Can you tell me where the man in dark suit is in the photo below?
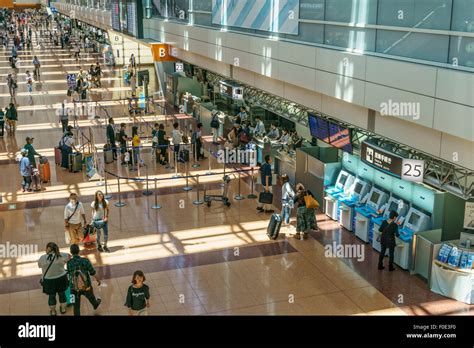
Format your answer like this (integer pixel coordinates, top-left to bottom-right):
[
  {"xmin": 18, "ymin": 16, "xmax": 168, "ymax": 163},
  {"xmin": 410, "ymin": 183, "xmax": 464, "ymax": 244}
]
[
  {"xmin": 378, "ymin": 210, "xmax": 400, "ymax": 271},
  {"xmin": 106, "ymin": 117, "xmax": 117, "ymax": 160}
]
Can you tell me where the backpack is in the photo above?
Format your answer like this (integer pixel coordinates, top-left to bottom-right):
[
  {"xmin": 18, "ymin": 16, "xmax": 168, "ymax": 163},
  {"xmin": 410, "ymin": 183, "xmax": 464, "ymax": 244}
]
[
  {"xmin": 210, "ymin": 115, "xmax": 219, "ymax": 129},
  {"xmin": 70, "ymin": 263, "xmax": 90, "ymax": 291}
]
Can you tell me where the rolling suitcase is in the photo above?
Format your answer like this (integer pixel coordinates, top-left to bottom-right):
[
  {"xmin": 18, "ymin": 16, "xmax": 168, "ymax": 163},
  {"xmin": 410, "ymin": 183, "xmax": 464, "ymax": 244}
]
[
  {"xmin": 104, "ymin": 145, "xmax": 113, "ymax": 164},
  {"xmin": 69, "ymin": 152, "xmax": 82, "ymax": 173},
  {"xmin": 180, "ymin": 149, "xmax": 189, "ymax": 162},
  {"xmin": 267, "ymin": 213, "xmax": 282, "ymax": 240},
  {"xmin": 39, "ymin": 157, "xmax": 51, "ymax": 183},
  {"xmin": 54, "ymin": 147, "xmax": 61, "ymax": 166}
]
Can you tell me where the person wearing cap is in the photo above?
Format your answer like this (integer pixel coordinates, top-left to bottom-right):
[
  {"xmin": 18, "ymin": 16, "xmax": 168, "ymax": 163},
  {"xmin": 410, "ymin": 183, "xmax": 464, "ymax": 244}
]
[
  {"xmin": 24, "ymin": 136, "xmax": 41, "ymax": 168},
  {"xmin": 19, "ymin": 149, "xmax": 32, "ymax": 192}
]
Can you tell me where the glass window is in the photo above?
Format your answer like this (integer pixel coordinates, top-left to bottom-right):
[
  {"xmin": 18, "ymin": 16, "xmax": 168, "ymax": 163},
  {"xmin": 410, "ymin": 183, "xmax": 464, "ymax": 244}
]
[
  {"xmin": 300, "ymin": 0, "xmax": 324, "ymax": 20},
  {"xmin": 324, "ymin": 25, "xmax": 376, "ymax": 51},
  {"xmin": 192, "ymin": 0, "xmax": 212, "ymax": 12},
  {"xmin": 286, "ymin": 22, "xmax": 324, "ymax": 44},
  {"xmin": 194, "ymin": 12, "xmax": 216, "ymax": 27},
  {"xmin": 449, "ymin": 36, "xmax": 474, "ymax": 68},
  {"xmin": 376, "ymin": 30, "xmax": 450, "ymax": 63},
  {"xmin": 451, "ymin": 0, "xmax": 474, "ymax": 32},
  {"xmin": 153, "ymin": 0, "xmax": 189, "ymax": 20},
  {"xmin": 377, "ymin": 0, "xmax": 452, "ymax": 30},
  {"xmin": 325, "ymin": 0, "xmax": 377, "ymax": 24}
]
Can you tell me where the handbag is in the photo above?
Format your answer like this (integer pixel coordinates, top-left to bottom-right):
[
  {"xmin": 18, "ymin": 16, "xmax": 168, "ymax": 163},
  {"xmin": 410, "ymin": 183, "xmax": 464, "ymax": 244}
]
[
  {"xmin": 39, "ymin": 255, "xmax": 56, "ymax": 286},
  {"xmin": 304, "ymin": 194, "xmax": 319, "ymax": 209},
  {"xmin": 259, "ymin": 191, "xmax": 273, "ymax": 204}
]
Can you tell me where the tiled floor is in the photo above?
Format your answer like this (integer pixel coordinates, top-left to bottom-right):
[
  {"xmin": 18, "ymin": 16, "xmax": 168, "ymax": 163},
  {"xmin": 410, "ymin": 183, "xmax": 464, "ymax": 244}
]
[{"xmin": 0, "ymin": 32, "xmax": 472, "ymax": 317}]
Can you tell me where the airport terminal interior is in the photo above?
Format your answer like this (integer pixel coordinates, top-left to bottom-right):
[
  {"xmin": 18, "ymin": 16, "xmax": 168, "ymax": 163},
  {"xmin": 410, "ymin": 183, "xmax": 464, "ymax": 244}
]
[{"xmin": 0, "ymin": 0, "xmax": 473, "ymax": 317}]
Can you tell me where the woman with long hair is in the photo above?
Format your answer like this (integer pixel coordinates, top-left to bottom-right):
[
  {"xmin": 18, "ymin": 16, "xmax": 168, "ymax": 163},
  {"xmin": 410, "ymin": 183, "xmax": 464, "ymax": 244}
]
[
  {"xmin": 37, "ymin": 242, "xmax": 70, "ymax": 315},
  {"xmin": 293, "ymin": 183, "xmax": 318, "ymax": 240},
  {"xmin": 91, "ymin": 190, "xmax": 110, "ymax": 252}
]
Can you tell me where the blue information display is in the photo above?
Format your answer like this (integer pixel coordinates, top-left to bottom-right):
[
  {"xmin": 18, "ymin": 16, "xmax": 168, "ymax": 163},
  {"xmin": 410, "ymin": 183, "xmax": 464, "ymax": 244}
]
[
  {"xmin": 328, "ymin": 122, "xmax": 352, "ymax": 153},
  {"xmin": 308, "ymin": 113, "xmax": 329, "ymax": 143}
]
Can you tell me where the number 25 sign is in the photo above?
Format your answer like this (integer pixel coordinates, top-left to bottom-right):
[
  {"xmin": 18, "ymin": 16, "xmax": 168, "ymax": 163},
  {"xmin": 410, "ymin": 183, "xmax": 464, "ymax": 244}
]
[{"xmin": 401, "ymin": 159, "xmax": 425, "ymax": 183}]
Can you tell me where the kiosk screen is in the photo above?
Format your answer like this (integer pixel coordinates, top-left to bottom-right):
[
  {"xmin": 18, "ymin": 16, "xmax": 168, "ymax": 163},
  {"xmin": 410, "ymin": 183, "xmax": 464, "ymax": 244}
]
[
  {"xmin": 388, "ymin": 201, "xmax": 399, "ymax": 213},
  {"xmin": 370, "ymin": 192, "xmax": 380, "ymax": 204},
  {"xmin": 338, "ymin": 173, "xmax": 348, "ymax": 187},
  {"xmin": 409, "ymin": 213, "xmax": 420, "ymax": 226},
  {"xmin": 354, "ymin": 182, "xmax": 363, "ymax": 195}
]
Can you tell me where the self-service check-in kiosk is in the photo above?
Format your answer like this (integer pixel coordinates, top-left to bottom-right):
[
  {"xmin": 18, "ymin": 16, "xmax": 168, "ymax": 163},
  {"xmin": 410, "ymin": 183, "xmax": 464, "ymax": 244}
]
[
  {"xmin": 395, "ymin": 206, "xmax": 431, "ymax": 270},
  {"xmin": 354, "ymin": 187, "xmax": 389, "ymax": 243},
  {"xmin": 338, "ymin": 178, "xmax": 371, "ymax": 232},
  {"xmin": 372, "ymin": 196, "xmax": 409, "ymax": 253},
  {"xmin": 324, "ymin": 170, "xmax": 355, "ymax": 221}
]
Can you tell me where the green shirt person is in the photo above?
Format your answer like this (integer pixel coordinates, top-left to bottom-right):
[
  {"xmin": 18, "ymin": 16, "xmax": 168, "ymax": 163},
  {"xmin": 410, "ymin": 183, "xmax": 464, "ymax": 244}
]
[{"xmin": 24, "ymin": 137, "xmax": 41, "ymax": 168}]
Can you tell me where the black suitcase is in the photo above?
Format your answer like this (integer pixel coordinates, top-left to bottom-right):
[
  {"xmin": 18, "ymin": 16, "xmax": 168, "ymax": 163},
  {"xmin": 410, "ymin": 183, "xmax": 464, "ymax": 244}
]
[
  {"xmin": 180, "ymin": 149, "xmax": 189, "ymax": 162},
  {"xmin": 259, "ymin": 191, "xmax": 273, "ymax": 204},
  {"xmin": 267, "ymin": 213, "xmax": 282, "ymax": 240}
]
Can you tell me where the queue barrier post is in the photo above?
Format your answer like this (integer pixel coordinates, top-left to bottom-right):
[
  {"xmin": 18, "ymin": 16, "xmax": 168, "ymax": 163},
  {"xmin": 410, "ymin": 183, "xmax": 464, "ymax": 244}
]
[
  {"xmin": 206, "ymin": 147, "xmax": 213, "ymax": 175},
  {"xmin": 172, "ymin": 147, "xmax": 181, "ymax": 178},
  {"xmin": 192, "ymin": 174, "xmax": 203, "ymax": 206},
  {"xmin": 104, "ymin": 171, "xmax": 112, "ymax": 200},
  {"xmin": 183, "ymin": 160, "xmax": 192, "ymax": 192},
  {"xmin": 151, "ymin": 178, "xmax": 162, "ymax": 209},
  {"xmin": 192, "ymin": 142, "xmax": 200, "ymax": 169},
  {"xmin": 248, "ymin": 167, "xmax": 257, "ymax": 199},
  {"xmin": 143, "ymin": 164, "xmax": 152, "ymax": 196},
  {"xmin": 234, "ymin": 170, "xmax": 245, "ymax": 201},
  {"xmin": 114, "ymin": 177, "xmax": 126, "ymax": 207},
  {"xmin": 221, "ymin": 162, "xmax": 226, "ymax": 187}
]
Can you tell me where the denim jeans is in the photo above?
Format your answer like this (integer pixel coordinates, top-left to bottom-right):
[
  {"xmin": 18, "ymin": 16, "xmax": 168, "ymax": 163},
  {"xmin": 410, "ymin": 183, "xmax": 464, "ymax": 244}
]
[
  {"xmin": 281, "ymin": 204, "xmax": 292, "ymax": 224},
  {"xmin": 22, "ymin": 175, "xmax": 31, "ymax": 190},
  {"xmin": 93, "ymin": 220, "xmax": 109, "ymax": 245}
]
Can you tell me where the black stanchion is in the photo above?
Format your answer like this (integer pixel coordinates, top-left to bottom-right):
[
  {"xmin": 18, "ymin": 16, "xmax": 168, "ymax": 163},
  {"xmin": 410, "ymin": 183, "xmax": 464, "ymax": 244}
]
[
  {"xmin": 104, "ymin": 171, "xmax": 112, "ymax": 200},
  {"xmin": 151, "ymin": 178, "xmax": 162, "ymax": 209},
  {"xmin": 183, "ymin": 153, "xmax": 192, "ymax": 191},
  {"xmin": 192, "ymin": 142, "xmax": 200, "ymax": 168},
  {"xmin": 114, "ymin": 177, "xmax": 126, "ymax": 207},
  {"xmin": 206, "ymin": 147, "xmax": 213, "ymax": 175},
  {"xmin": 193, "ymin": 174, "xmax": 203, "ymax": 205},
  {"xmin": 143, "ymin": 164, "xmax": 152, "ymax": 196},
  {"xmin": 248, "ymin": 167, "xmax": 257, "ymax": 199},
  {"xmin": 234, "ymin": 170, "xmax": 245, "ymax": 200}
]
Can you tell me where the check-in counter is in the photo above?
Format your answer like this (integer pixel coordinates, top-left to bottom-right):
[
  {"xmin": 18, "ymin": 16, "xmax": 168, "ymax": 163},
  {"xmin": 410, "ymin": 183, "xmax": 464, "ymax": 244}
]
[{"xmin": 272, "ymin": 149, "xmax": 296, "ymax": 185}]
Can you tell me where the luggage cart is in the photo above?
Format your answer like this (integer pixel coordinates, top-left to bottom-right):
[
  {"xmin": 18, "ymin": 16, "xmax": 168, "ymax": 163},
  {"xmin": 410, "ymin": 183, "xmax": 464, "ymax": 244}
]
[{"xmin": 204, "ymin": 175, "xmax": 232, "ymax": 207}]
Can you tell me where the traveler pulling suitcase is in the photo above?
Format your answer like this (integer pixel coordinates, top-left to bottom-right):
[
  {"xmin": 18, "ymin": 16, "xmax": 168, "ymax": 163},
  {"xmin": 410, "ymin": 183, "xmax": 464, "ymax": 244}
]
[
  {"xmin": 267, "ymin": 213, "xmax": 282, "ymax": 240},
  {"xmin": 69, "ymin": 152, "xmax": 82, "ymax": 173},
  {"xmin": 39, "ymin": 157, "xmax": 50, "ymax": 183}
]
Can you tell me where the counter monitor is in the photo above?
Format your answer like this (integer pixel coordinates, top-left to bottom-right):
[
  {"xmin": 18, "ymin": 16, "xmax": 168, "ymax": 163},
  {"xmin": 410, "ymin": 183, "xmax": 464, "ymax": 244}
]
[
  {"xmin": 409, "ymin": 213, "xmax": 420, "ymax": 226},
  {"xmin": 354, "ymin": 182, "xmax": 363, "ymax": 195},
  {"xmin": 388, "ymin": 201, "xmax": 399, "ymax": 214},
  {"xmin": 370, "ymin": 191, "xmax": 380, "ymax": 205}
]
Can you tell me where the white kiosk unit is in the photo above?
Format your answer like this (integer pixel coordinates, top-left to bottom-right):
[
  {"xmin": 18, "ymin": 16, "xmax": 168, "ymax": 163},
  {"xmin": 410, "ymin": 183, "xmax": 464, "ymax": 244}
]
[
  {"xmin": 324, "ymin": 170, "xmax": 355, "ymax": 221},
  {"xmin": 338, "ymin": 179, "xmax": 371, "ymax": 232},
  {"xmin": 372, "ymin": 197, "xmax": 409, "ymax": 253},
  {"xmin": 354, "ymin": 187, "xmax": 389, "ymax": 243},
  {"xmin": 395, "ymin": 207, "xmax": 431, "ymax": 270}
]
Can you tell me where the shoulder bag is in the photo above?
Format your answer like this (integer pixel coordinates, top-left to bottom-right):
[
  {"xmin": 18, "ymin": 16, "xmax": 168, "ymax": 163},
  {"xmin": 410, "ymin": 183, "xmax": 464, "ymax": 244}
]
[{"xmin": 39, "ymin": 255, "xmax": 56, "ymax": 286}]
